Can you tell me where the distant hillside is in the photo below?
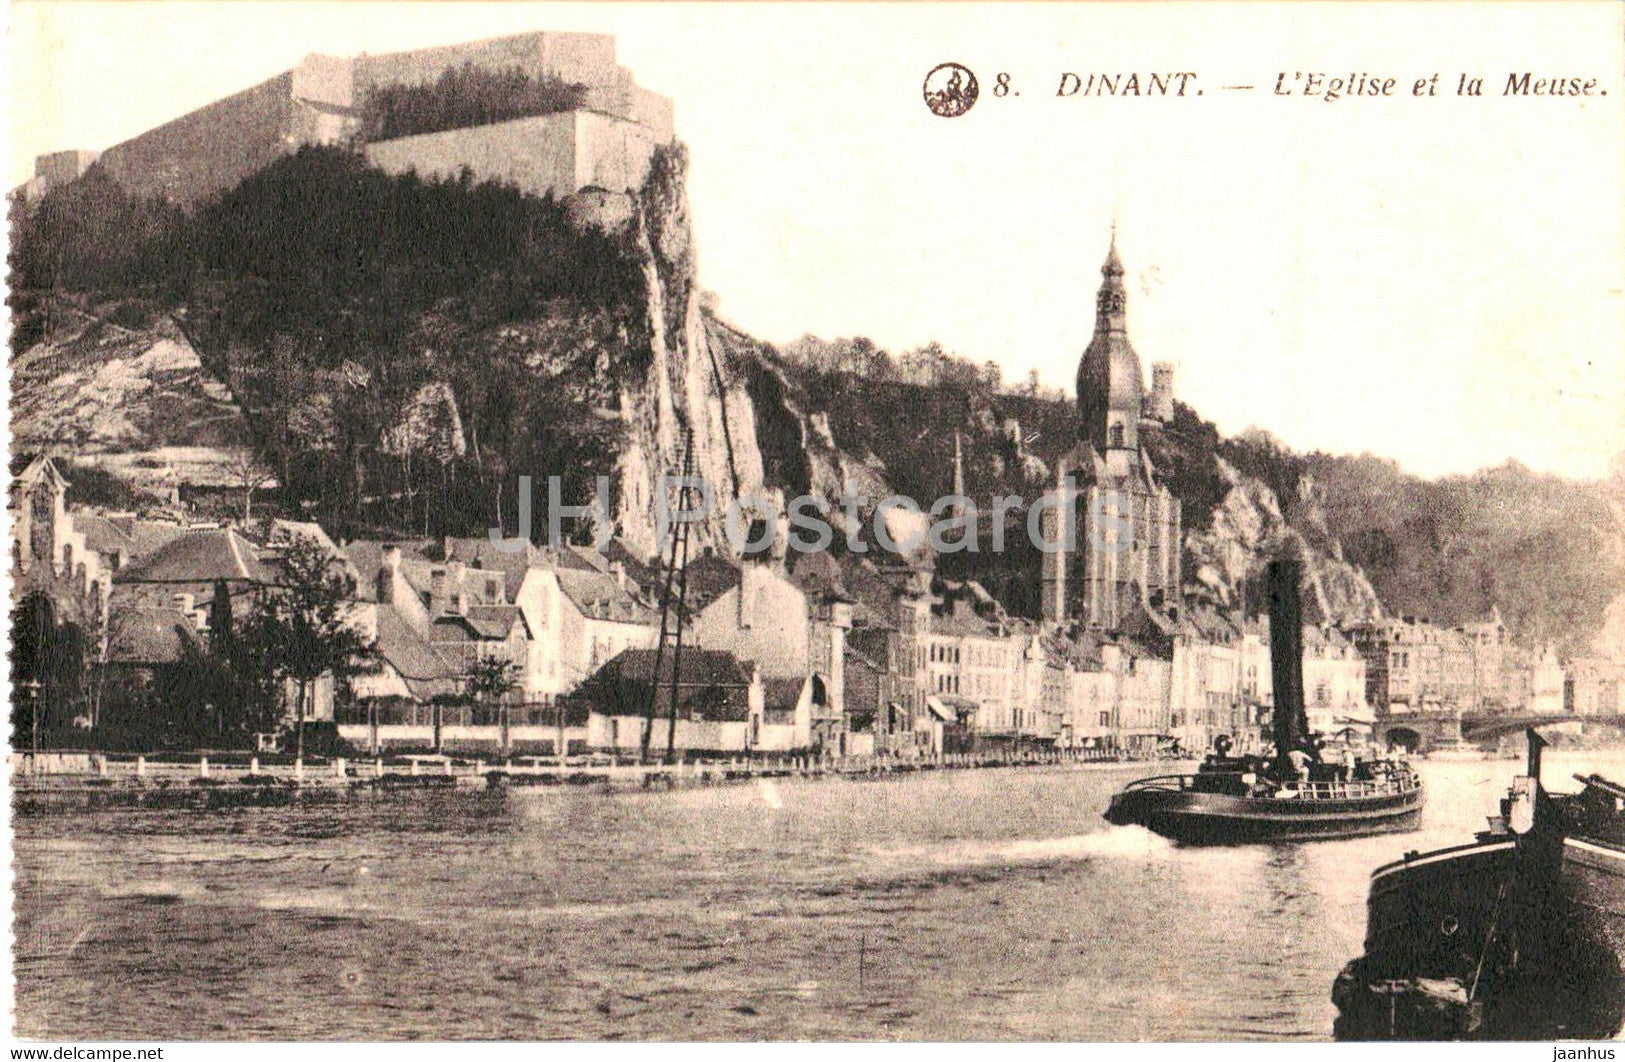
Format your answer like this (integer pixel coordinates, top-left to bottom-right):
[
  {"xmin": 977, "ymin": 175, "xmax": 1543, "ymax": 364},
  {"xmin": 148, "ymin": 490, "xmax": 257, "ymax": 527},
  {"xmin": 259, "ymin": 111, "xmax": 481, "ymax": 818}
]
[{"xmin": 10, "ymin": 146, "xmax": 1624, "ymax": 655}]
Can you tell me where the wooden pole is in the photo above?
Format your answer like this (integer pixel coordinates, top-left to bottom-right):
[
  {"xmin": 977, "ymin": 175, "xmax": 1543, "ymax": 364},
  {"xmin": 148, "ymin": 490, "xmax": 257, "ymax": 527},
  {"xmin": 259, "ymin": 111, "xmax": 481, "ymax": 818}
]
[{"xmin": 664, "ymin": 436, "xmax": 695, "ymax": 766}]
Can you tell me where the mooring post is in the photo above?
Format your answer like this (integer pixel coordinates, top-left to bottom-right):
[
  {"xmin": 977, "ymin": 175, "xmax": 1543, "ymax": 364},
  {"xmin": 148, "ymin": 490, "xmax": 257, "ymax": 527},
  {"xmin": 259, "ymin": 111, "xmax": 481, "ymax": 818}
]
[
  {"xmin": 334, "ymin": 757, "xmax": 346, "ymax": 779},
  {"xmin": 410, "ymin": 759, "xmax": 420, "ymax": 777},
  {"xmin": 294, "ymin": 758, "xmax": 305, "ymax": 783},
  {"xmin": 135, "ymin": 756, "xmax": 146, "ymax": 778},
  {"xmin": 375, "ymin": 758, "xmax": 384, "ymax": 779},
  {"xmin": 96, "ymin": 755, "xmax": 108, "ymax": 778},
  {"xmin": 249, "ymin": 757, "xmax": 260, "ymax": 777},
  {"xmin": 199, "ymin": 756, "xmax": 209, "ymax": 779}
]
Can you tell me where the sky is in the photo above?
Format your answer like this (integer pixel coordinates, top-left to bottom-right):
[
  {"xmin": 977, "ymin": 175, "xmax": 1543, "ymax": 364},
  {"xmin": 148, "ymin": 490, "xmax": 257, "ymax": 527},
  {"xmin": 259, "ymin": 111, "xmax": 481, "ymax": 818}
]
[{"xmin": 7, "ymin": 2, "xmax": 1624, "ymax": 481}]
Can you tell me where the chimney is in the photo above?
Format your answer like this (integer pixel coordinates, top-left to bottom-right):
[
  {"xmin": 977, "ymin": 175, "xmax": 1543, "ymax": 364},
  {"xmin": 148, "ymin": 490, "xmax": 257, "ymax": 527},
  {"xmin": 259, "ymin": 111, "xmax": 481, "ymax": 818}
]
[
  {"xmin": 377, "ymin": 544, "xmax": 402, "ymax": 605},
  {"xmin": 610, "ymin": 561, "xmax": 627, "ymax": 589},
  {"xmin": 447, "ymin": 560, "xmax": 467, "ymax": 615}
]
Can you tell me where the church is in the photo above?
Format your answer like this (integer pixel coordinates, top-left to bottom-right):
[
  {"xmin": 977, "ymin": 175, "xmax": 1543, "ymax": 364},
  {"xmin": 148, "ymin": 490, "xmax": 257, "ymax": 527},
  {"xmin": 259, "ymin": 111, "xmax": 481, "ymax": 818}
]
[{"xmin": 1040, "ymin": 236, "xmax": 1183, "ymax": 631}]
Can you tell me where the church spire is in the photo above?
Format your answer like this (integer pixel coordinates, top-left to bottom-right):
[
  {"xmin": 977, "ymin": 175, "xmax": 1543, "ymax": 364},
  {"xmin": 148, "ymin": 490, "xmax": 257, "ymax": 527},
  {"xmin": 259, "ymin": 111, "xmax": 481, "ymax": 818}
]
[{"xmin": 1095, "ymin": 230, "xmax": 1128, "ymax": 333}]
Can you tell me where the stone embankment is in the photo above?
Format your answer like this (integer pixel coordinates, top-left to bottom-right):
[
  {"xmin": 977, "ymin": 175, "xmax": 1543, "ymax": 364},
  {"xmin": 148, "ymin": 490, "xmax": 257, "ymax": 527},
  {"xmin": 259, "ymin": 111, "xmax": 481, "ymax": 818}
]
[{"xmin": 11, "ymin": 748, "xmax": 1186, "ymax": 812}]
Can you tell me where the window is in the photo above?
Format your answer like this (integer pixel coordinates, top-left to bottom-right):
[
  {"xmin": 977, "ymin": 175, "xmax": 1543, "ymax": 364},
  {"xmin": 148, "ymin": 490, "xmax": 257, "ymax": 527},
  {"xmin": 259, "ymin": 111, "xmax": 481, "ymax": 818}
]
[{"xmin": 1110, "ymin": 423, "xmax": 1125, "ymax": 447}]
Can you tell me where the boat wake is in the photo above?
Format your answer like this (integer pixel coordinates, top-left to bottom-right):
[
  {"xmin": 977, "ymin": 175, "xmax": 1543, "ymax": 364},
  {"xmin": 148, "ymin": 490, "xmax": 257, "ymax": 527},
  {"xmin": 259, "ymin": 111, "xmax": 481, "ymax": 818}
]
[{"xmin": 874, "ymin": 825, "xmax": 1173, "ymax": 872}]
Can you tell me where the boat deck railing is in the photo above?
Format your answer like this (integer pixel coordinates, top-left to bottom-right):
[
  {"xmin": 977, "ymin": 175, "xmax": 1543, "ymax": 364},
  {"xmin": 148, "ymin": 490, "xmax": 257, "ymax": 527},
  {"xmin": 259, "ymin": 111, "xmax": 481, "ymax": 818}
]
[{"xmin": 1121, "ymin": 769, "xmax": 1421, "ymax": 802}]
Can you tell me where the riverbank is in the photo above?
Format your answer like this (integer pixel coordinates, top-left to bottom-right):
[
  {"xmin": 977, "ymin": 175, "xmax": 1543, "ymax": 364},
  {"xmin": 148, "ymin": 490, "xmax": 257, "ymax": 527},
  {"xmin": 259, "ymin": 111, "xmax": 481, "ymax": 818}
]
[{"xmin": 9, "ymin": 747, "xmax": 1184, "ymax": 813}]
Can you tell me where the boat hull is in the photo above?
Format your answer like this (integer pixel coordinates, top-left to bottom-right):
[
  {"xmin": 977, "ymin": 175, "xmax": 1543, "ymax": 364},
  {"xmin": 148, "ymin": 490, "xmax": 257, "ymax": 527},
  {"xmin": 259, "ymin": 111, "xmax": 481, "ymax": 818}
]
[
  {"xmin": 1334, "ymin": 828, "xmax": 1625, "ymax": 1039},
  {"xmin": 1562, "ymin": 835, "xmax": 1625, "ymax": 986},
  {"xmin": 1103, "ymin": 785, "xmax": 1424, "ymax": 845}
]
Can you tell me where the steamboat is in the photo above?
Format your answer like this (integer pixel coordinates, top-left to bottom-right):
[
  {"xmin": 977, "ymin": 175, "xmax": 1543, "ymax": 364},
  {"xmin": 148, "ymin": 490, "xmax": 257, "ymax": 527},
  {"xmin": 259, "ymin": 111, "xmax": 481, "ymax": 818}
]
[
  {"xmin": 1103, "ymin": 558, "xmax": 1424, "ymax": 844},
  {"xmin": 1332, "ymin": 730, "xmax": 1625, "ymax": 1040}
]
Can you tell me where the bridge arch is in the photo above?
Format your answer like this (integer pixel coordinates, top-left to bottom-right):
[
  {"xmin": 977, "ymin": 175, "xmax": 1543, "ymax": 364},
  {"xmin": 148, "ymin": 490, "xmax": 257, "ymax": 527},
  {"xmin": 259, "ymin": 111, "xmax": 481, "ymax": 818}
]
[{"xmin": 1385, "ymin": 727, "xmax": 1422, "ymax": 754}]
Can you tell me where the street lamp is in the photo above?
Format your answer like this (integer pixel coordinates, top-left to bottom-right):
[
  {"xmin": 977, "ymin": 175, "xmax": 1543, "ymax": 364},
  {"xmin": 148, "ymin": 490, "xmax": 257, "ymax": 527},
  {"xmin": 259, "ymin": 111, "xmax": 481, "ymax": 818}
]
[{"xmin": 21, "ymin": 678, "xmax": 42, "ymax": 759}]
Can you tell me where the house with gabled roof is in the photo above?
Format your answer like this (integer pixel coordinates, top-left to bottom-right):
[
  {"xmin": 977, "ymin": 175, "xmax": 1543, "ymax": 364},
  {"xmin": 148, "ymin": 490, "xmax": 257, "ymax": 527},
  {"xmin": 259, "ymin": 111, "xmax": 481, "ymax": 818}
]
[
  {"xmin": 566, "ymin": 646, "xmax": 766, "ymax": 755},
  {"xmin": 680, "ymin": 551, "xmax": 850, "ymax": 752}
]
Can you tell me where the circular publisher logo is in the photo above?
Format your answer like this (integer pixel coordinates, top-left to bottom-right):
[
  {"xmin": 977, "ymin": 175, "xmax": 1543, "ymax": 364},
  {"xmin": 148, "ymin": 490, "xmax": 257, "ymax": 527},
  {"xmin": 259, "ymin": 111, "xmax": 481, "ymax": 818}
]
[{"xmin": 924, "ymin": 63, "xmax": 979, "ymax": 117}]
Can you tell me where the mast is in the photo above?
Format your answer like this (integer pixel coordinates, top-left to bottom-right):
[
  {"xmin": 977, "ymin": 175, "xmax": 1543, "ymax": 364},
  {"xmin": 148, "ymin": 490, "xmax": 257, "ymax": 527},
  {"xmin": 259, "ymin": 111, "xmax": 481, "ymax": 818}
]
[
  {"xmin": 663, "ymin": 438, "xmax": 695, "ymax": 765},
  {"xmin": 640, "ymin": 429, "xmax": 696, "ymax": 765},
  {"xmin": 1267, "ymin": 558, "xmax": 1309, "ymax": 771}
]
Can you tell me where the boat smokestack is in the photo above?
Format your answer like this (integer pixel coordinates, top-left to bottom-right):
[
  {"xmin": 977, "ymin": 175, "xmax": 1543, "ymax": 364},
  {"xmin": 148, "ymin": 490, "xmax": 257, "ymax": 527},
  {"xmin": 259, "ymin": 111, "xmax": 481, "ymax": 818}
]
[
  {"xmin": 1525, "ymin": 727, "xmax": 1546, "ymax": 782},
  {"xmin": 1268, "ymin": 558, "xmax": 1308, "ymax": 769}
]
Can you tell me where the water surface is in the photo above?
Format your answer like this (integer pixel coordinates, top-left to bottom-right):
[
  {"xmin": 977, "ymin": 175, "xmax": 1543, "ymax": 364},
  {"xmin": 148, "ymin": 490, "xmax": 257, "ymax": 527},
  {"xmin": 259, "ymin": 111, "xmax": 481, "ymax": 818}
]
[{"xmin": 17, "ymin": 752, "xmax": 1620, "ymax": 1040}]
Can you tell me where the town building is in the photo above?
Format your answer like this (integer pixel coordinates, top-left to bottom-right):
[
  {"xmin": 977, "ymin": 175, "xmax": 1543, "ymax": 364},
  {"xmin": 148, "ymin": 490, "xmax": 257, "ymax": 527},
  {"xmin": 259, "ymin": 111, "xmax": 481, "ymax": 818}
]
[
  {"xmin": 682, "ymin": 552, "xmax": 850, "ymax": 751},
  {"xmin": 1567, "ymin": 657, "xmax": 1625, "ymax": 718},
  {"xmin": 11, "ymin": 457, "xmax": 115, "ymax": 633},
  {"xmin": 1530, "ymin": 646, "xmax": 1567, "ymax": 715},
  {"xmin": 567, "ymin": 647, "xmax": 772, "ymax": 755},
  {"xmin": 1455, "ymin": 609, "xmax": 1512, "ymax": 711}
]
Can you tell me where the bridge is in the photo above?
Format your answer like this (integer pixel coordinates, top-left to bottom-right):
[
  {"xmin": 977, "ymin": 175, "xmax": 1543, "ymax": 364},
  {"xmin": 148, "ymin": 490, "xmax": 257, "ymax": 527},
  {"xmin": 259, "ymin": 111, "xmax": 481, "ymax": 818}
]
[{"xmin": 1374, "ymin": 711, "xmax": 1625, "ymax": 753}]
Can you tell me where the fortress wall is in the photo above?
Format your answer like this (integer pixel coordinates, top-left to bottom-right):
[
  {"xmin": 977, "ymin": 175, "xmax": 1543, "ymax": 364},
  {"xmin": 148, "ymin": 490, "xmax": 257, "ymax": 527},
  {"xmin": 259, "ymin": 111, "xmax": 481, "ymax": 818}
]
[
  {"xmin": 97, "ymin": 72, "xmax": 296, "ymax": 206},
  {"xmin": 364, "ymin": 113, "xmax": 580, "ymax": 199},
  {"xmin": 36, "ymin": 150, "xmax": 100, "ymax": 185},
  {"xmin": 573, "ymin": 111, "xmax": 662, "ymax": 193},
  {"xmin": 356, "ymin": 31, "xmax": 618, "ymax": 90},
  {"xmin": 581, "ymin": 69, "xmax": 675, "ymax": 143},
  {"xmin": 536, "ymin": 33, "xmax": 620, "ymax": 87},
  {"xmin": 292, "ymin": 53, "xmax": 357, "ymax": 110},
  {"xmin": 626, "ymin": 83, "xmax": 676, "ymax": 143},
  {"xmin": 364, "ymin": 111, "xmax": 659, "ymax": 199},
  {"xmin": 287, "ymin": 100, "xmax": 358, "ymax": 147}
]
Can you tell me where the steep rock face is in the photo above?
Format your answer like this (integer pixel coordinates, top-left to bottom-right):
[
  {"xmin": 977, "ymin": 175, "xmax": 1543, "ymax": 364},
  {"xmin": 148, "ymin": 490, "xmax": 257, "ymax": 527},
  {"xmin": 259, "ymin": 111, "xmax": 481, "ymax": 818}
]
[
  {"xmin": 11, "ymin": 310, "xmax": 250, "ymax": 456},
  {"xmin": 1185, "ymin": 457, "xmax": 1384, "ymax": 624},
  {"xmin": 612, "ymin": 144, "xmax": 767, "ymax": 557}
]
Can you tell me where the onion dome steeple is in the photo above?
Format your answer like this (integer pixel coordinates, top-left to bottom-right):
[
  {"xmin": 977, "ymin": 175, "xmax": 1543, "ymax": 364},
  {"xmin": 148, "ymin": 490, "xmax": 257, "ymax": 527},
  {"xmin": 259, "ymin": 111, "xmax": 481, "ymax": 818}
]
[{"xmin": 1077, "ymin": 232, "xmax": 1145, "ymax": 454}]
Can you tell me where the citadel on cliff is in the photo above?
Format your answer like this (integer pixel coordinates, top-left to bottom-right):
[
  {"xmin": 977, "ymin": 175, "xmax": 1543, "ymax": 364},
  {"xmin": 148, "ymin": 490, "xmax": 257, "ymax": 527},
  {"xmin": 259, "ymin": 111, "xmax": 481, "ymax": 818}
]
[{"xmin": 26, "ymin": 31, "xmax": 673, "ymax": 217}]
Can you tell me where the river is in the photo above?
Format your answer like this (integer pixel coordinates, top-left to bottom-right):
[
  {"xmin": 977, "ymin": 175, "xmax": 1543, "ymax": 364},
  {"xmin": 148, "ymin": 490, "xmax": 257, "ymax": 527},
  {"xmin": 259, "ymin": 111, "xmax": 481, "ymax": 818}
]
[{"xmin": 15, "ymin": 750, "xmax": 1625, "ymax": 1040}]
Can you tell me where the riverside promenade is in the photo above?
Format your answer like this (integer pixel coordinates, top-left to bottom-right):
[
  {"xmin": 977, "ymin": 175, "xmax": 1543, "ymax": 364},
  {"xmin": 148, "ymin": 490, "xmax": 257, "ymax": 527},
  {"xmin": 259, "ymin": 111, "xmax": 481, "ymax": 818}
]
[{"xmin": 10, "ymin": 746, "xmax": 1183, "ymax": 811}]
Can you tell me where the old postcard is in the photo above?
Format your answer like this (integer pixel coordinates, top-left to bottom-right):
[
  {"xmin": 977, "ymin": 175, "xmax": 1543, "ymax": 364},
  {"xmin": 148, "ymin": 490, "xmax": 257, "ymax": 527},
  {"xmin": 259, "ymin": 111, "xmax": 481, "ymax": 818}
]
[{"xmin": 5, "ymin": 0, "xmax": 1624, "ymax": 1046}]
